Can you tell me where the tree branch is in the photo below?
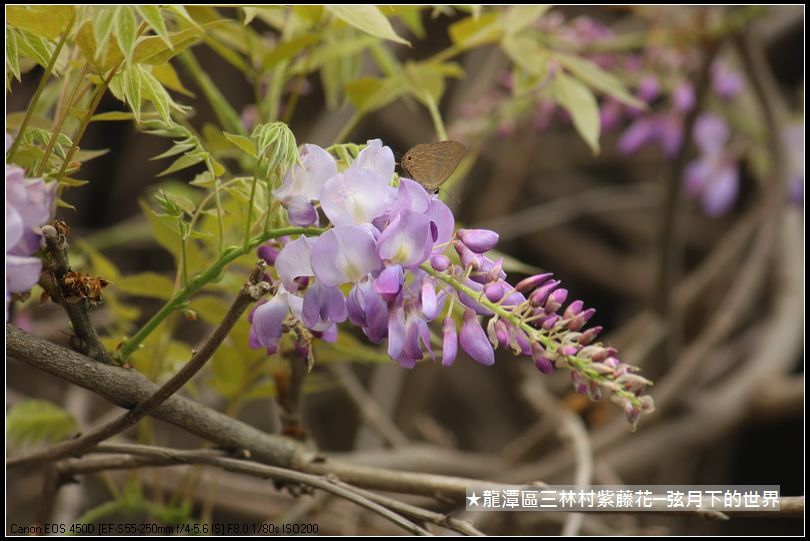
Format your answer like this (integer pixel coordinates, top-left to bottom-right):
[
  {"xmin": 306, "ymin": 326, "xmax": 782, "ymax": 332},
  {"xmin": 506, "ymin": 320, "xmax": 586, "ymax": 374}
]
[
  {"xmin": 8, "ymin": 261, "xmax": 270, "ymax": 469},
  {"xmin": 39, "ymin": 222, "xmax": 114, "ymax": 364},
  {"xmin": 5, "ymin": 324, "xmax": 504, "ymax": 500}
]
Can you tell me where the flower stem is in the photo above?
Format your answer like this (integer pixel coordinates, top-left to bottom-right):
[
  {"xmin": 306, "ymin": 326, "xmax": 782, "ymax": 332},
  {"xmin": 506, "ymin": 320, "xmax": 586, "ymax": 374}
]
[
  {"xmin": 424, "ymin": 95, "xmax": 448, "ymax": 141},
  {"xmin": 118, "ymin": 227, "xmax": 324, "ymax": 362}
]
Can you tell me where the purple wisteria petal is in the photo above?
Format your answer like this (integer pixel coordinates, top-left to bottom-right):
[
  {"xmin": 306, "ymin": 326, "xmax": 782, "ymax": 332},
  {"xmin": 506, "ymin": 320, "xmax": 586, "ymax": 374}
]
[
  {"xmin": 373, "ymin": 264, "xmax": 404, "ymax": 302},
  {"xmin": 353, "ymin": 139, "xmax": 395, "ymax": 180},
  {"xmin": 424, "ymin": 198, "xmax": 455, "ymax": 246},
  {"xmin": 6, "ymin": 170, "xmax": 56, "ymax": 255},
  {"xmin": 618, "ymin": 118, "xmax": 656, "ymax": 155},
  {"xmin": 311, "ymin": 225, "xmax": 383, "ymax": 286},
  {"xmin": 251, "ymin": 294, "xmax": 289, "ymax": 348},
  {"xmin": 673, "ymin": 81, "xmax": 695, "ymax": 112},
  {"xmin": 420, "ymin": 277, "xmax": 439, "ymax": 320},
  {"xmin": 389, "ymin": 178, "xmax": 431, "ymax": 217},
  {"xmin": 711, "ymin": 62, "xmax": 744, "ymax": 100},
  {"xmin": 302, "ymin": 282, "xmax": 348, "ymax": 330},
  {"xmin": 459, "ymin": 309, "xmax": 495, "ymax": 366},
  {"xmin": 375, "ymin": 210, "xmax": 432, "ymax": 268},
  {"xmin": 320, "ymin": 168, "xmax": 396, "ymax": 226},
  {"xmin": 6, "ymin": 204, "xmax": 23, "ymax": 249},
  {"xmin": 457, "ymin": 228, "xmax": 499, "ymax": 254},
  {"xmin": 284, "ymin": 194, "xmax": 319, "ymax": 227},
  {"xmin": 404, "ymin": 309, "xmax": 432, "ymax": 362},
  {"xmin": 693, "ymin": 113, "xmax": 730, "ymax": 154},
  {"xmin": 347, "ymin": 279, "xmax": 388, "ymax": 343},
  {"xmin": 274, "ymin": 144, "xmax": 337, "ymax": 202},
  {"xmin": 702, "ymin": 164, "xmax": 739, "ymax": 217},
  {"xmin": 7, "ymin": 254, "xmax": 42, "ymax": 293},
  {"xmin": 636, "ymin": 74, "xmax": 660, "ymax": 102},
  {"xmin": 441, "ymin": 317, "xmax": 458, "ymax": 366},
  {"xmin": 387, "ymin": 305, "xmax": 412, "ymax": 367},
  {"xmin": 275, "ymin": 236, "xmax": 314, "ymax": 292},
  {"xmin": 257, "ymin": 244, "xmax": 279, "ymax": 266},
  {"xmin": 683, "ymin": 158, "xmax": 712, "ymax": 196}
]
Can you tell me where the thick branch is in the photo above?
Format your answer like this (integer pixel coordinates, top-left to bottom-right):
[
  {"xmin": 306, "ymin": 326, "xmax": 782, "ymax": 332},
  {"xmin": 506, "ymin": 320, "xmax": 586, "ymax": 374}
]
[
  {"xmin": 6, "ymin": 325, "xmax": 503, "ymax": 500},
  {"xmin": 8, "ymin": 262, "xmax": 270, "ymax": 469}
]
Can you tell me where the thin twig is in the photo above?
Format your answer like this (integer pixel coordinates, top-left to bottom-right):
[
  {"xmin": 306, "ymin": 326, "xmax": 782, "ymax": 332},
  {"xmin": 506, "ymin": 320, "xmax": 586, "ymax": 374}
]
[
  {"xmin": 84, "ymin": 443, "xmax": 432, "ymax": 536},
  {"xmin": 8, "ymin": 262, "xmax": 270, "ymax": 469}
]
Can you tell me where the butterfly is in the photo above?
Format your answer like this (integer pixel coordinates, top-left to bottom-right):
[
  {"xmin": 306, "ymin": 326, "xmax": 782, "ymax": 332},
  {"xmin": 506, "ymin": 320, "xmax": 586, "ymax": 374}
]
[{"xmin": 401, "ymin": 140, "xmax": 466, "ymax": 192}]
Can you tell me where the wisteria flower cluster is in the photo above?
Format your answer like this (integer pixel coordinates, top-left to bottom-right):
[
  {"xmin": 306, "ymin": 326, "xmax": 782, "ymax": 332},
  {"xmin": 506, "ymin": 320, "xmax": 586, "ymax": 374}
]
[
  {"xmin": 453, "ymin": 12, "xmax": 747, "ymax": 218},
  {"xmin": 5, "ymin": 134, "xmax": 56, "ymax": 320},
  {"xmin": 248, "ymin": 139, "xmax": 654, "ymax": 426}
]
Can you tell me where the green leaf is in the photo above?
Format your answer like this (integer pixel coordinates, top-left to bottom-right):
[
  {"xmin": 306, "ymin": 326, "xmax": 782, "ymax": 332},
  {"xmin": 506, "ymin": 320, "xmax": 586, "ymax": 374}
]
[
  {"xmin": 6, "ymin": 27, "xmax": 21, "ymax": 83},
  {"xmin": 140, "ymin": 68, "xmax": 172, "ymax": 123},
  {"xmin": 5, "ymin": 5, "xmax": 75, "ymax": 41},
  {"xmin": 15, "ymin": 29, "xmax": 55, "ymax": 71},
  {"xmin": 556, "ymin": 52, "xmax": 645, "ymax": 109},
  {"xmin": 90, "ymin": 111, "xmax": 138, "ymax": 121},
  {"xmin": 76, "ymin": 239, "xmax": 121, "ymax": 280},
  {"xmin": 448, "ymin": 12, "xmax": 502, "ymax": 49},
  {"xmin": 344, "ymin": 76, "xmax": 405, "ymax": 114},
  {"xmin": 7, "ymin": 399, "xmax": 78, "ymax": 446},
  {"xmin": 150, "ymin": 62, "xmax": 194, "ymax": 97},
  {"xmin": 121, "ymin": 66, "xmax": 143, "ymax": 122},
  {"xmin": 501, "ymin": 5, "xmax": 552, "ymax": 36},
  {"xmin": 223, "ymin": 132, "xmax": 257, "ymax": 158},
  {"xmin": 262, "ymin": 34, "xmax": 320, "ymax": 70},
  {"xmin": 115, "ymin": 271, "xmax": 175, "ymax": 300},
  {"xmin": 136, "ymin": 5, "xmax": 172, "ymax": 48},
  {"xmin": 502, "ymin": 34, "xmax": 550, "ymax": 78},
  {"xmin": 158, "ymin": 153, "xmax": 205, "ymax": 177},
  {"xmin": 92, "ymin": 6, "xmax": 116, "ymax": 62},
  {"xmin": 137, "ymin": 26, "xmax": 214, "ymax": 66},
  {"xmin": 114, "ymin": 6, "xmax": 138, "ymax": 65},
  {"xmin": 326, "ymin": 5, "xmax": 410, "ymax": 46},
  {"xmin": 550, "ymin": 73, "xmax": 601, "ymax": 154},
  {"xmin": 243, "ymin": 7, "xmax": 261, "ymax": 25},
  {"xmin": 404, "ymin": 62, "xmax": 445, "ymax": 104},
  {"xmin": 290, "ymin": 35, "xmax": 375, "ymax": 75}
]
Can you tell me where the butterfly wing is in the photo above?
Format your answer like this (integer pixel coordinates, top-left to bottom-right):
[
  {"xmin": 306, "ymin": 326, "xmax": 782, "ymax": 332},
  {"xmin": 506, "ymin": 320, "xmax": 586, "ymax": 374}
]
[{"xmin": 402, "ymin": 141, "xmax": 466, "ymax": 191}]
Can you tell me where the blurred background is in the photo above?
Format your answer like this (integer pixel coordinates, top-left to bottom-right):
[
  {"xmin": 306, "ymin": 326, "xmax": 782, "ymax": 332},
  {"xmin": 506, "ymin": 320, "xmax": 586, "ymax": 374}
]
[{"xmin": 7, "ymin": 5, "xmax": 804, "ymax": 535}]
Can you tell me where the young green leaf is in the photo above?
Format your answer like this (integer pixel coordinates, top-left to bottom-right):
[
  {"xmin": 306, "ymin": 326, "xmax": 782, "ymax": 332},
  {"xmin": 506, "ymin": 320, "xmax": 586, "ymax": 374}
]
[
  {"xmin": 223, "ymin": 132, "xmax": 258, "ymax": 159},
  {"xmin": 114, "ymin": 6, "xmax": 139, "ymax": 65},
  {"xmin": 136, "ymin": 5, "xmax": 172, "ymax": 48},
  {"xmin": 556, "ymin": 52, "xmax": 645, "ymax": 109},
  {"xmin": 550, "ymin": 73, "xmax": 601, "ymax": 154},
  {"xmin": 6, "ymin": 399, "xmax": 78, "ymax": 446},
  {"xmin": 326, "ymin": 5, "xmax": 410, "ymax": 46}
]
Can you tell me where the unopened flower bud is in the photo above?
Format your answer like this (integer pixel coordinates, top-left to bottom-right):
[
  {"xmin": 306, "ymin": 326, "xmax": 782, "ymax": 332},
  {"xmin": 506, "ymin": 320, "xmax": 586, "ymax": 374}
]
[
  {"xmin": 516, "ymin": 273, "xmax": 553, "ymax": 293},
  {"xmin": 457, "ymin": 228, "xmax": 499, "ymax": 253},
  {"xmin": 544, "ymin": 288, "xmax": 568, "ymax": 313},
  {"xmin": 529, "ymin": 280, "xmax": 561, "ymax": 307},
  {"xmin": 531, "ymin": 343, "xmax": 554, "ymax": 374},
  {"xmin": 485, "ymin": 282, "xmax": 505, "ymax": 302},
  {"xmin": 430, "ymin": 253, "xmax": 451, "ymax": 271}
]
